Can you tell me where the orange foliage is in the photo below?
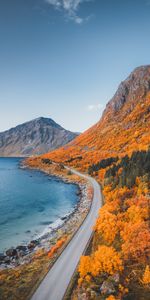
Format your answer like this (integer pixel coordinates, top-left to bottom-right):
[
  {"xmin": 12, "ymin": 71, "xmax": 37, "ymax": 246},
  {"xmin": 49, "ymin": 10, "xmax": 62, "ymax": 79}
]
[
  {"xmin": 47, "ymin": 237, "xmax": 66, "ymax": 258},
  {"xmin": 78, "ymin": 256, "xmax": 91, "ymax": 279},
  {"xmin": 103, "ymin": 185, "xmax": 131, "ymax": 205},
  {"xmin": 79, "ymin": 246, "xmax": 123, "ymax": 280},
  {"xmin": 98, "ymin": 169, "xmax": 106, "ymax": 182},
  {"xmin": 142, "ymin": 265, "xmax": 150, "ymax": 285},
  {"xmin": 25, "ymin": 74, "xmax": 150, "ymax": 300},
  {"xmin": 94, "ymin": 208, "xmax": 118, "ymax": 244},
  {"xmin": 27, "ymin": 92, "xmax": 150, "ymax": 172},
  {"xmin": 106, "ymin": 296, "xmax": 116, "ymax": 300},
  {"xmin": 125, "ymin": 204, "xmax": 148, "ymax": 223},
  {"xmin": 121, "ymin": 221, "xmax": 150, "ymax": 262},
  {"xmin": 78, "ymin": 180, "xmax": 150, "ymax": 299}
]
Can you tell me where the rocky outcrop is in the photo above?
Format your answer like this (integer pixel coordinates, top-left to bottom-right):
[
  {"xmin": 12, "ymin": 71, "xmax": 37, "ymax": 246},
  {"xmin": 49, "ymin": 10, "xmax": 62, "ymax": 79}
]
[
  {"xmin": 6, "ymin": 248, "xmax": 18, "ymax": 258},
  {"xmin": 104, "ymin": 65, "xmax": 150, "ymax": 114}
]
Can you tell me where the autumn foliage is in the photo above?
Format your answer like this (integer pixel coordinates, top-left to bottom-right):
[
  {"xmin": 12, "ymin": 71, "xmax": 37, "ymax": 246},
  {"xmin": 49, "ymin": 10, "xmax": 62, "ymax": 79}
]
[
  {"xmin": 27, "ymin": 91, "xmax": 150, "ymax": 173},
  {"xmin": 47, "ymin": 237, "xmax": 66, "ymax": 258},
  {"xmin": 121, "ymin": 221, "xmax": 150, "ymax": 262},
  {"xmin": 77, "ymin": 154, "xmax": 150, "ymax": 299},
  {"xmin": 79, "ymin": 245, "xmax": 123, "ymax": 280},
  {"xmin": 25, "ymin": 67, "xmax": 150, "ymax": 300},
  {"xmin": 142, "ymin": 265, "xmax": 150, "ymax": 285}
]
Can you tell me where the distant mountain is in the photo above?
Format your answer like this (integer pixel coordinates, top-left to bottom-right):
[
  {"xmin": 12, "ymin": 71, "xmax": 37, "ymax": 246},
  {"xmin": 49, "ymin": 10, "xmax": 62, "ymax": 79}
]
[
  {"xmin": 36, "ymin": 65, "xmax": 150, "ymax": 169},
  {"xmin": 0, "ymin": 117, "xmax": 79, "ymax": 157}
]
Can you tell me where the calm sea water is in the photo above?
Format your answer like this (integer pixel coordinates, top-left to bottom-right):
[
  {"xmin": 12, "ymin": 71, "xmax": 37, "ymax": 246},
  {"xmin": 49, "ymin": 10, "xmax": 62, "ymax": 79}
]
[{"xmin": 0, "ymin": 158, "xmax": 78, "ymax": 252}]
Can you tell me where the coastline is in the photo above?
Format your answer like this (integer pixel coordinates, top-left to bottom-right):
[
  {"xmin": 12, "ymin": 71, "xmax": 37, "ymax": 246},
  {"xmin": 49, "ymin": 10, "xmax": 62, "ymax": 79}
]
[
  {"xmin": 0, "ymin": 159, "xmax": 94, "ymax": 300},
  {"xmin": 0, "ymin": 161, "xmax": 93, "ymax": 271}
]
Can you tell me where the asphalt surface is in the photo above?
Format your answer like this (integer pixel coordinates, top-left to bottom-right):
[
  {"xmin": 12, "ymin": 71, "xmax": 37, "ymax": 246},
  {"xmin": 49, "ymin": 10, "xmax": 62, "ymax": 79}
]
[{"xmin": 31, "ymin": 168, "xmax": 102, "ymax": 300}]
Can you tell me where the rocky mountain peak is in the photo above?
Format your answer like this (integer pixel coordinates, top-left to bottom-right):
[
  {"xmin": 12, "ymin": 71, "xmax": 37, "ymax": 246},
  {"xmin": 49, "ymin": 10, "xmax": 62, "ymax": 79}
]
[
  {"xmin": 104, "ymin": 65, "xmax": 150, "ymax": 114},
  {"xmin": 0, "ymin": 117, "xmax": 79, "ymax": 157}
]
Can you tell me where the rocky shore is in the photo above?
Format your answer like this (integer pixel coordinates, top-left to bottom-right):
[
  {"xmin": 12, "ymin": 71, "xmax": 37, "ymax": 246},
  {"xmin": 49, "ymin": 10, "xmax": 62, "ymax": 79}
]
[{"xmin": 0, "ymin": 171, "xmax": 92, "ymax": 270}]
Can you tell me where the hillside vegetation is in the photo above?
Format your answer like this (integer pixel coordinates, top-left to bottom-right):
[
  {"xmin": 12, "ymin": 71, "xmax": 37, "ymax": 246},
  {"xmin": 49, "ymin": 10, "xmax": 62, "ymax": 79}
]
[
  {"xmin": 76, "ymin": 149, "xmax": 150, "ymax": 299},
  {"xmin": 28, "ymin": 66, "xmax": 150, "ymax": 170},
  {"xmin": 27, "ymin": 66, "xmax": 150, "ymax": 299}
]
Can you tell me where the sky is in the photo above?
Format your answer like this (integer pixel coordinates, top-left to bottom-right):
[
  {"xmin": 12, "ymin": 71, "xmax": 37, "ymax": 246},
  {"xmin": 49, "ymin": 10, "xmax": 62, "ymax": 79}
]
[{"xmin": 0, "ymin": 0, "xmax": 150, "ymax": 133}]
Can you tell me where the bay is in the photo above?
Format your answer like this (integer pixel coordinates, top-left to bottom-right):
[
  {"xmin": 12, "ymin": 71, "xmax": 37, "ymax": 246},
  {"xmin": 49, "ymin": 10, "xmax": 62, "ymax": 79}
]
[{"xmin": 0, "ymin": 158, "xmax": 78, "ymax": 252}]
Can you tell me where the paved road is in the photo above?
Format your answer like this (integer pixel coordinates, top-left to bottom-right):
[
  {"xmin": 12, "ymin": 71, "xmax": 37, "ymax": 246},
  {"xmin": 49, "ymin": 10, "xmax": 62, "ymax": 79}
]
[{"xmin": 31, "ymin": 168, "xmax": 102, "ymax": 300}]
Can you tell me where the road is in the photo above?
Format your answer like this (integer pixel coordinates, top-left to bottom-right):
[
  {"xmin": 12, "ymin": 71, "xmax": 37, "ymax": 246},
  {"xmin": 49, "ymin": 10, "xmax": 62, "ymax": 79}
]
[{"xmin": 31, "ymin": 167, "xmax": 102, "ymax": 300}]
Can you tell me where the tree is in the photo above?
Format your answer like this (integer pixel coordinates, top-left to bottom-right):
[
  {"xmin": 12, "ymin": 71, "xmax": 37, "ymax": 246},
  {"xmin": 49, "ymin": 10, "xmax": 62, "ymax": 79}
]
[
  {"xmin": 78, "ymin": 246, "xmax": 123, "ymax": 283},
  {"xmin": 121, "ymin": 222, "xmax": 150, "ymax": 262},
  {"xmin": 95, "ymin": 208, "xmax": 118, "ymax": 245},
  {"xmin": 142, "ymin": 265, "xmax": 150, "ymax": 285}
]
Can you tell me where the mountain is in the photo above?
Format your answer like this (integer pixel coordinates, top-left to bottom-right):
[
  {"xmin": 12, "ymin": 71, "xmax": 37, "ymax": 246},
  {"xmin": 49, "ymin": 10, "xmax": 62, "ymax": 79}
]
[
  {"xmin": 0, "ymin": 117, "xmax": 79, "ymax": 157},
  {"xmin": 26, "ymin": 66, "xmax": 150, "ymax": 300},
  {"xmin": 33, "ymin": 65, "xmax": 150, "ymax": 170}
]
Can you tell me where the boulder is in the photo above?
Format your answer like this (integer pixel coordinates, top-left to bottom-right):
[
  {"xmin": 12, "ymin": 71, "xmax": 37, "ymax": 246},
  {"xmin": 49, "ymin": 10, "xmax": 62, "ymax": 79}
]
[
  {"xmin": 4, "ymin": 256, "xmax": 11, "ymax": 264},
  {"xmin": 79, "ymin": 293, "xmax": 87, "ymax": 300},
  {"xmin": 0, "ymin": 253, "xmax": 6, "ymax": 263},
  {"xmin": 28, "ymin": 240, "xmax": 39, "ymax": 250},
  {"xmin": 17, "ymin": 250, "xmax": 27, "ymax": 257},
  {"xmin": 6, "ymin": 248, "xmax": 18, "ymax": 257},
  {"xmin": 100, "ymin": 280, "xmax": 115, "ymax": 295},
  {"xmin": 61, "ymin": 216, "xmax": 68, "ymax": 221},
  {"xmin": 16, "ymin": 245, "xmax": 27, "ymax": 252},
  {"xmin": 76, "ymin": 190, "xmax": 81, "ymax": 196},
  {"xmin": 111, "ymin": 273, "xmax": 120, "ymax": 283}
]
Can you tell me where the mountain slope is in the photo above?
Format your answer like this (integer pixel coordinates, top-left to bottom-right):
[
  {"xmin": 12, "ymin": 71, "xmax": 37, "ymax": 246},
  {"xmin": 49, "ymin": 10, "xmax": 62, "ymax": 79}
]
[
  {"xmin": 0, "ymin": 117, "xmax": 79, "ymax": 157},
  {"xmin": 26, "ymin": 66, "xmax": 150, "ymax": 300},
  {"xmin": 31, "ymin": 65, "xmax": 150, "ymax": 170}
]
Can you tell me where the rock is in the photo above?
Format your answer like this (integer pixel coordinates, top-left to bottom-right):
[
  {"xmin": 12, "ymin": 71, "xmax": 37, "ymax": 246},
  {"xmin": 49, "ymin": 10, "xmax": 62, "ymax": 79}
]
[
  {"xmin": 86, "ymin": 288, "xmax": 97, "ymax": 299},
  {"xmin": 0, "ymin": 263, "xmax": 8, "ymax": 269},
  {"xmin": 6, "ymin": 248, "xmax": 18, "ymax": 257},
  {"xmin": 106, "ymin": 65, "xmax": 150, "ymax": 113},
  {"xmin": 28, "ymin": 242, "xmax": 35, "ymax": 250},
  {"xmin": 16, "ymin": 245, "xmax": 27, "ymax": 252},
  {"xmin": 111, "ymin": 273, "xmax": 120, "ymax": 283},
  {"xmin": 0, "ymin": 253, "xmax": 6, "ymax": 262},
  {"xmin": 59, "ymin": 163, "xmax": 65, "ymax": 170},
  {"xmin": 4, "ymin": 256, "xmax": 11, "ymax": 264},
  {"xmin": 33, "ymin": 239, "xmax": 39, "ymax": 244},
  {"xmin": 79, "ymin": 293, "xmax": 87, "ymax": 300},
  {"xmin": 61, "ymin": 216, "xmax": 67, "ymax": 221},
  {"xmin": 90, "ymin": 290, "xmax": 97, "ymax": 299},
  {"xmin": 17, "ymin": 250, "xmax": 27, "ymax": 257},
  {"xmin": 0, "ymin": 253, "xmax": 11, "ymax": 265},
  {"xmin": 28, "ymin": 240, "xmax": 39, "ymax": 250},
  {"xmin": 76, "ymin": 190, "xmax": 81, "ymax": 196},
  {"xmin": 100, "ymin": 280, "xmax": 115, "ymax": 295}
]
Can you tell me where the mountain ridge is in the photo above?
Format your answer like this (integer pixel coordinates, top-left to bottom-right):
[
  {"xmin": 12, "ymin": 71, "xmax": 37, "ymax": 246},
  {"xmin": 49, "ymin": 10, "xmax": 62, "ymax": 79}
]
[
  {"xmin": 31, "ymin": 65, "xmax": 150, "ymax": 170},
  {"xmin": 104, "ymin": 64, "xmax": 150, "ymax": 115},
  {"xmin": 0, "ymin": 117, "xmax": 79, "ymax": 157}
]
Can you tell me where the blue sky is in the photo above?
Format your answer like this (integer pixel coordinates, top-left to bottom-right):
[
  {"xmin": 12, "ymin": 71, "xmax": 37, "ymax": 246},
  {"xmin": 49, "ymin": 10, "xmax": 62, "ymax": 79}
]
[{"xmin": 0, "ymin": 0, "xmax": 150, "ymax": 132}]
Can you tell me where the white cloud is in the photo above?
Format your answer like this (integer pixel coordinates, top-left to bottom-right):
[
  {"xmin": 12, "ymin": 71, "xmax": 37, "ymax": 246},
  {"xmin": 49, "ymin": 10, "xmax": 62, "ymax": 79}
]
[
  {"xmin": 87, "ymin": 104, "xmax": 103, "ymax": 111},
  {"xmin": 75, "ymin": 16, "xmax": 83, "ymax": 24},
  {"xmin": 45, "ymin": 0, "xmax": 93, "ymax": 24}
]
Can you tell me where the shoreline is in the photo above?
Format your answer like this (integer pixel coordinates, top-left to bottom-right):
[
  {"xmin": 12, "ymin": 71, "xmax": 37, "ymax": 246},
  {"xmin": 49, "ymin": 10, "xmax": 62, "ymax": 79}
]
[{"xmin": 0, "ymin": 162, "xmax": 92, "ymax": 270}]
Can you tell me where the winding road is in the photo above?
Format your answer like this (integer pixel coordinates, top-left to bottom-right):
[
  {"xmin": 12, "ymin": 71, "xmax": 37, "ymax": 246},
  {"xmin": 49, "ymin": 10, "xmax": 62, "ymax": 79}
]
[{"xmin": 31, "ymin": 168, "xmax": 102, "ymax": 300}]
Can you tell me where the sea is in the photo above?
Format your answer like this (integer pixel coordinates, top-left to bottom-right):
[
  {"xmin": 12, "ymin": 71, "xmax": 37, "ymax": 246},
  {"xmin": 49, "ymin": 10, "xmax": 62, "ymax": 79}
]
[{"xmin": 0, "ymin": 157, "xmax": 79, "ymax": 253}]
